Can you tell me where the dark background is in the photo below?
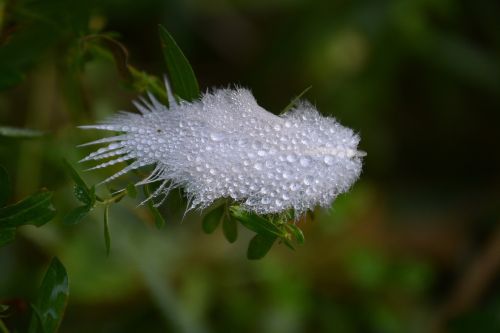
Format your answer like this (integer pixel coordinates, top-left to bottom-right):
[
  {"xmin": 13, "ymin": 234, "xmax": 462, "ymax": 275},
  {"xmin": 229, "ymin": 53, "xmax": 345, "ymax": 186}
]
[{"xmin": 1, "ymin": 0, "xmax": 499, "ymax": 332}]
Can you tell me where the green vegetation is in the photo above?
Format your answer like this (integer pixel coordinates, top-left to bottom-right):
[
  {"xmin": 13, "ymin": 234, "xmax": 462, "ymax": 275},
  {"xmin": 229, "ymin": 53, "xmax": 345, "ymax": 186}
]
[{"xmin": 1, "ymin": 0, "xmax": 499, "ymax": 332}]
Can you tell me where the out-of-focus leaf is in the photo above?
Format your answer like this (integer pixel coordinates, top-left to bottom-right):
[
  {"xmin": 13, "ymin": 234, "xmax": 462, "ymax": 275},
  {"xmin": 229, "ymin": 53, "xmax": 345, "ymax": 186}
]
[
  {"xmin": 126, "ymin": 183, "xmax": 137, "ymax": 198},
  {"xmin": 0, "ymin": 173, "xmax": 56, "ymax": 247},
  {"xmin": 0, "ymin": 190, "xmax": 56, "ymax": 246},
  {"xmin": 0, "ymin": 126, "xmax": 44, "ymax": 138},
  {"xmin": 103, "ymin": 205, "xmax": 111, "ymax": 256},
  {"xmin": 144, "ymin": 185, "xmax": 166, "ymax": 229},
  {"xmin": 280, "ymin": 86, "xmax": 312, "ymax": 114},
  {"xmin": 247, "ymin": 234, "xmax": 277, "ymax": 260},
  {"xmin": 63, "ymin": 205, "xmax": 91, "ymax": 225},
  {"xmin": 63, "ymin": 160, "xmax": 96, "ymax": 207},
  {"xmin": 230, "ymin": 206, "xmax": 284, "ymax": 237},
  {"xmin": 202, "ymin": 204, "xmax": 224, "ymax": 234},
  {"xmin": 158, "ymin": 25, "xmax": 200, "ymax": 102},
  {"xmin": 28, "ymin": 258, "xmax": 69, "ymax": 333},
  {"xmin": 0, "ymin": 165, "xmax": 10, "ymax": 206},
  {"xmin": 222, "ymin": 211, "xmax": 238, "ymax": 243}
]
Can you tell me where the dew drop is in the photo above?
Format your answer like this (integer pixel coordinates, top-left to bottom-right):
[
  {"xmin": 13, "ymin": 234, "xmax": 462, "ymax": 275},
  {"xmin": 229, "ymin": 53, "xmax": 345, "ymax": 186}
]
[
  {"xmin": 210, "ymin": 132, "xmax": 224, "ymax": 141},
  {"xmin": 254, "ymin": 163, "xmax": 263, "ymax": 171},
  {"xmin": 324, "ymin": 156, "xmax": 334, "ymax": 165},
  {"xmin": 299, "ymin": 157, "xmax": 310, "ymax": 167}
]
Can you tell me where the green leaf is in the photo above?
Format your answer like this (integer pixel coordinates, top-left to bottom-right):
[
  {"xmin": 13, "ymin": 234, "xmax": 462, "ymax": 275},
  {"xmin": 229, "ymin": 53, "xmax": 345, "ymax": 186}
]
[
  {"xmin": 280, "ymin": 86, "xmax": 312, "ymax": 115},
  {"xmin": 0, "ymin": 165, "xmax": 10, "ymax": 206},
  {"xmin": 0, "ymin": 126, "xmax": 44, "ymax": 138},
  {"xmin": 144, "ymin": 185, "xmax": 166, "ymax": 229},
  {"xmin": 230, "ymin": 206, "xmax": 284, "ymax": 237},
  {"xmin": 63, "ymin": 205, "xmax": 91, "ymax": 225},
  {"xmin": 247, "ymin": 234, "xmax": 277, "ymax": 260},
  {"xmin": 29, "ymin": 304, "xmax": 44, "ymax": 332},
  {"xmin": 103, "ymin": 205, "xmax": 111, "ymax": 256},
  {"xmin": 28, "ymin": 258, "xmax": 69, "ymax": 333},
  {"xmin": 0, "ymin": 190, "xmax": 56, "ymax": 246},
  {"xmin": 158, "ymin": 25, "xmax": 200, "ymax": 102},
  {"xmin": 63, "ymin": 160, "xmax": 95, "ymax": 207},
  {"xmin": 202, "ymin": 204, "xmax": 224, "ymax": 234},
  {"xmin": 222, "ymin": 211, "xmax": 238, "ymax": 243},
  {"xmin": 286, "ymin": 223, "xmax": 305, "ymax": 245},
  {"xmin": 126, "ymin": 183, "xmax": 137, "ymax": 199}
]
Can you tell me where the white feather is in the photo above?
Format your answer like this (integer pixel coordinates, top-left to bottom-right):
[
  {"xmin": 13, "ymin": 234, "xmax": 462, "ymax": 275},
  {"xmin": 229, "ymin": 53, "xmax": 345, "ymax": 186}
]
[{"xmin": 80, "ymin": 83, "xmax": 364, "ymax": 214}]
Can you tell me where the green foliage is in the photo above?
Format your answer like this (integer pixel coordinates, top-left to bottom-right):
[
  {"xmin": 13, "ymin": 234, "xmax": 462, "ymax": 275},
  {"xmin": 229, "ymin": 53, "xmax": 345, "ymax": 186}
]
[
  {"xmin": 0, "ymin": 165, "xmax": 56, "ymax": 246},
  {"xmin": 200, "ymin": 203, "xmax": 305, "ymax": 259},
  {"xmin": 63, "ymin": 160, "xmax": 96, "ymax": 225},
  {"xmin": 3, "ymin": 1, "xmax": 496, "ymax": 331},
  {"xmin": 230, "ymin": 206, "xmax": 305, "ymax": 259},
  {"xmin": 247, "ymin": 233, "xmax": 277, "ymax": 260},
  {"xmin": 28, "ymin": 258, "xmax": 69, "ymax": 333},
  {"xmin": 222, "ymin": 208, "xmax": 238, "ymax": 243},
  {"xmin": 0, "ymin": 0, "xmax": 92, "ymax": 91},
  {"xmin": 143, "ymin": 185, "xmax": 166, "ymax": 229},
  {"xmin": 202, "ymin": 203, "xmax": 224, "ymax": 234},
  {"xmin": 158, "ymin": 25, "xmax": 200, "ymax": 102}
]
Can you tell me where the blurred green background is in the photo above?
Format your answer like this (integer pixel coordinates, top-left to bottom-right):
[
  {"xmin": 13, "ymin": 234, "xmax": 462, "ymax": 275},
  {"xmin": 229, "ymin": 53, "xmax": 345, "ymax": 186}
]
[{"xmin": 1, "ymin": 0, "xmax": 500, "ymax": 332}]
